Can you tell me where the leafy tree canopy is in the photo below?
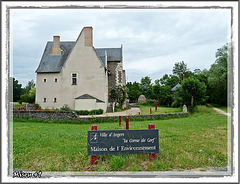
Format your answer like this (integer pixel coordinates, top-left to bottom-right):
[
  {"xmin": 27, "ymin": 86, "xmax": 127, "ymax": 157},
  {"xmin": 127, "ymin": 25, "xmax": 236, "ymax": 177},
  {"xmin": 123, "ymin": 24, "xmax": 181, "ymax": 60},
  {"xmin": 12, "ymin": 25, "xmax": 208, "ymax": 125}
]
[
  {"xmin": 110, "ymin": 85, "xmax": 129, "ymax": 108},
  {"xmin": 207, "ymin": 43, "xmax": 229, "ymax": 105},
  {"xmin": 172, "ymin": 61, "xmax": 189, "ymax": 82},
  {"xmin": 126, "ymin": 82, "xmax": 141, "ymax": 103},
  {"xmin": 140, "ymin": 76, "xmax": 153, "ymax": 99},
  {"xmin": 174, "ymin": 77, "xmax": 207, "ymax": 112},
  {"xmin": 10, "ymin": 77, "xmax": 23, "ymax": 102},
  {"xmin": 23, "ymin": 79, "xmax": 35, "ymax": 94}
]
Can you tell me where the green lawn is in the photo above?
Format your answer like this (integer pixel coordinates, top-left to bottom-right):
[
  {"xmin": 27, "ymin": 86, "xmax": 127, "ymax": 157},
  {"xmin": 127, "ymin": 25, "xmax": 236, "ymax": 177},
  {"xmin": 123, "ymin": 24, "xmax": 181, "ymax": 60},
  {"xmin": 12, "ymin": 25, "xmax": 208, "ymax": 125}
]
[
  {"xmin": 11, "ymin": 102, "xmax": 25, "ymax": 105},
  {"xmin": 12, "ymin": 105, "xmax": 229, "ymax": 172},
  {"xmin": 209, "ymin": 103, "xmax": 231, "ymax": 113},
  {"xmin": 139, "ymin": 104, "xmax": 182, "ymax": 115}
]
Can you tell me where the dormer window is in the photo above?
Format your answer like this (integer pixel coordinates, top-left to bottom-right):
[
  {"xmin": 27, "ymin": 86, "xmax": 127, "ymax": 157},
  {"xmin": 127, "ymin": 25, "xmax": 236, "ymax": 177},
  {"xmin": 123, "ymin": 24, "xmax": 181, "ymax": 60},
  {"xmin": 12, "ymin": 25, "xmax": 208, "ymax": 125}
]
[{"xmin": 72, "ymin": 73, "xmax": 77, "ymax": 85}]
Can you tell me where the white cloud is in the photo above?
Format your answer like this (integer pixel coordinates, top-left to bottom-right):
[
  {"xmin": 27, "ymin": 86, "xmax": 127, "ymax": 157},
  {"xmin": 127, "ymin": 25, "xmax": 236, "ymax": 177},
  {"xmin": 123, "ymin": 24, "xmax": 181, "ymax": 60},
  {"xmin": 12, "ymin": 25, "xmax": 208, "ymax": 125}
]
[
  {"xmin": 9, "ymin": 8, "xmax": 231, "ymax": 86},
  {"xmin": 125, "ymin": 41, "xmax": 227, "ymax": 83}
]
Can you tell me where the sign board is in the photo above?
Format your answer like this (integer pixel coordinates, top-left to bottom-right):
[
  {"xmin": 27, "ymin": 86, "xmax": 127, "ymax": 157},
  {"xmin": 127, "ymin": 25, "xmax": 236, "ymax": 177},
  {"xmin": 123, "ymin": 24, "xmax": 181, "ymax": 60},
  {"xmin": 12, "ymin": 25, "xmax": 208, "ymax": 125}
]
[{"xmin": 87, "ymin": 129, "xmax": 159, "ymax": 156}]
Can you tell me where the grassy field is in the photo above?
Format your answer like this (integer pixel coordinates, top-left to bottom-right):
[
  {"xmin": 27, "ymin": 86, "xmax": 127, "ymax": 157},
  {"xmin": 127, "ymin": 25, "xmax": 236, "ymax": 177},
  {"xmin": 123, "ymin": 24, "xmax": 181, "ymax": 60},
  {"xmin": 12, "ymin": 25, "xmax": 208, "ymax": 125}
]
[
  {"xmin": 11, "ymin": 102, "xmax": 25, "ymax": 105},
  {"xmin": 12, "ymin": 105, "xmax": 229, "ymax": 172},
  {"xmin": 209, "ymin": 103, "xmax": 231, "ymax": 113},
  {"xmin": 139, "ymin": 104, "xmax": 182, "ymax": 115}
]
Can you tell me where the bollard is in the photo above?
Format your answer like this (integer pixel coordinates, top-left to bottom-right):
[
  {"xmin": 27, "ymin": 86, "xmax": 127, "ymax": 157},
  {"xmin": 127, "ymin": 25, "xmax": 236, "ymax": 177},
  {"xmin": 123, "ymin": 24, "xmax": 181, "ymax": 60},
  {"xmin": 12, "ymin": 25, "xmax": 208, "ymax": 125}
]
[
  {"xmin": 91, "ymin": 125, "xmax": 98, "ymax": 165},
  {"xmin": 155, "ymin": 101, "xmax": 157, "ymax": 112},
  {"xmin": 139, "ymin": 112, "xmax": 140, "ymax": 115},
  {"xmin": 150, "ymin": 108, "xmax": 152, "ymax": 114},
  {"xmin": 119, "ymin": 116, "xmax": 121, "ymax": 127},
  {"xmin": 91, "ymin": 155, "xmax": 97, "ymax": 165},
  {"xmin": 126, "ymin": 118, "xmax": 129, "ymax": 130},
  {"xmin": 92, "ymin": 124, "xmax": 97, "ymax": 130},
  {"xmin": 148, "ymin": 123, "xmax": 156, "ymax": 160}
]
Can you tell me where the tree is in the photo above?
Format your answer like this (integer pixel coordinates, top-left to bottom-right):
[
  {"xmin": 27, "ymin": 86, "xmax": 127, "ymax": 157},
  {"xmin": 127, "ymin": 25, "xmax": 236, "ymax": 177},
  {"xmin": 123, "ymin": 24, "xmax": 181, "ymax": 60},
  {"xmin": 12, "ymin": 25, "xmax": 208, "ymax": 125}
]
[
  {"xmin": 19, "ymin": 79, "xmax": 36, "ymax": 104},
  {"xmin": 19, "ymin": 88, "xmax": 36, "ymax": 104},
  {"xmin": 158, "ymin": 74, "xmax": 179, "ymax": 88},
  {"xmin": 158, "ymin": 85, "xmax": 173, "ymax": 106},
  {"xmin": 110, "ymin": 85, "xmax": 129, "ymax": 108},
  {"xmin": 207, "ymin": 44, "xmax": 229, "ymax": 106},
  {"xmin": 174, "ymin": 77, "xmax": 207, "ymax": 112},
  {"xmin": 193, "ymin": 69, "xmax": 209, "ymax": 102},
  {"xmin": 126, "ymin": 82, "xmax": 141, "ymax": 103},
  {"xmin": 140, "ymin": 76, "xmax": 153, "ymax": 99},
  {"xmin": 172, "ymin": 61, "xmax": 189, "ymax": 82},
  {"xmin": 23, "ymin": 79, "xmax": 35, "ymax": 94},
  {"xmin": 152, "ymin": 83, "xmax": 161, "ymax": 100},
  {"xmin": 11, "ymin": 77, "xmax": 23, "ymax": 102}
]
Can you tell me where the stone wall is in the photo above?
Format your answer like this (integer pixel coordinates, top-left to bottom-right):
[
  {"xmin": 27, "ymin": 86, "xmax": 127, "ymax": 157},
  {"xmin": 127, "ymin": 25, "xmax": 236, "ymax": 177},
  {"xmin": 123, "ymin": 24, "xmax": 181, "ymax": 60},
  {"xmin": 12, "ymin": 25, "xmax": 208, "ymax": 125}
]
[
  {"xmin": 79, "ymin": 113, "xmax": 188, "ymax": 122},
  {"xmin": 13, "ymin": 111, "xmax": 81, "ymax": 121},
  {"xmin": 108, "ymin": 62, "xmax": 119, "ymax": 102},
  {"xmin": 13, "ymin": 111, "xmax": 187, "ymax": 123}
]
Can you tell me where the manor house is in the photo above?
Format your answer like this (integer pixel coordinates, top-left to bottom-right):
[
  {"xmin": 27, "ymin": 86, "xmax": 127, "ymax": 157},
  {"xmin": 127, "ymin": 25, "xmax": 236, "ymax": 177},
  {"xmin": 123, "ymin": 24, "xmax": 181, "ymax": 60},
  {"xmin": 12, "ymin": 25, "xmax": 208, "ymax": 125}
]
[{"xmin": 35, "ymin": 27, "xmax": 126, "ymax": 112}]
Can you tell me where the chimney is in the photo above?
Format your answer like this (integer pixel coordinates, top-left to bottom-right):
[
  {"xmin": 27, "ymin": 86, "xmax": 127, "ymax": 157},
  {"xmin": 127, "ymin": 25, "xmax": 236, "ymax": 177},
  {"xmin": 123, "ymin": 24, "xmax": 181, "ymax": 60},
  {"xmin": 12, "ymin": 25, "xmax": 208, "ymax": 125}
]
[
  {"xmin": 50, "ymin": 36, "xmax": 61, "ymax": 55},
  {"xmin": 83, "ymin": 27, "xmax": 93, "ymax": 47}
]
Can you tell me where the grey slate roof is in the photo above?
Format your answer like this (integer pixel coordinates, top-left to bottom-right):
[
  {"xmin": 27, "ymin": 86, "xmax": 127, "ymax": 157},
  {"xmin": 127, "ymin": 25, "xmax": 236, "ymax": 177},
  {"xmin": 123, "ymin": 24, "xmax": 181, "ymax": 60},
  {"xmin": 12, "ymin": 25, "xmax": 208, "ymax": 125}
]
[
  {"xmin": 171, "ymin": 83, "xmax": 181, "ymax": 92},
  {"xmin": 95, "ymin": 48, "xmax": 122, "ymax": 66},
  {"xmin": 36, "ymin": 42, "xmax": 75, "ymax": 73},
  {"xmin": 75, "ymin": 94, "xmax": 105, "ymax": 103},
  {"xmin": 36, "ymin": 42, "xmax": 122, "ymax": 73}
]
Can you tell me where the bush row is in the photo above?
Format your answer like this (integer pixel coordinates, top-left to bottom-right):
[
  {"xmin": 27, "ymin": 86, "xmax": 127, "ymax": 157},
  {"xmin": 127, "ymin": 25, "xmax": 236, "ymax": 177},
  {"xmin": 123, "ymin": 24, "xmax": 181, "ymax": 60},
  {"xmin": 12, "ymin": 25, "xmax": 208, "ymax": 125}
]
[{"xmin": 74, "ymin": 109, "xmax": 103, "ymax": 115}]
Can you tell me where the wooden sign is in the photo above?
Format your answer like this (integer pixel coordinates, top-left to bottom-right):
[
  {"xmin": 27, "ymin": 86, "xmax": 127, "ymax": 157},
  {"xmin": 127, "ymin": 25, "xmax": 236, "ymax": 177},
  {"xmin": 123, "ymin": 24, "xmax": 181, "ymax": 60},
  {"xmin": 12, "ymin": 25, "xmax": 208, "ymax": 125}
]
[{"xmin": 87, "ymin": 129, "xmax": 159, "ymax": 156}]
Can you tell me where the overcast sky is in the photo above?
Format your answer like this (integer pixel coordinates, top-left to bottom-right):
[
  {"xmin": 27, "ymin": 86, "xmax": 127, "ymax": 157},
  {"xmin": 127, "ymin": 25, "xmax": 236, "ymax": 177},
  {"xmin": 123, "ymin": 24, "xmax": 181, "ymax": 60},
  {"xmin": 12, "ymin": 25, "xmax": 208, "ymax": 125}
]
[{"xmin": 10, "ymin": 7, "xmax": 231, "ymax": 87}]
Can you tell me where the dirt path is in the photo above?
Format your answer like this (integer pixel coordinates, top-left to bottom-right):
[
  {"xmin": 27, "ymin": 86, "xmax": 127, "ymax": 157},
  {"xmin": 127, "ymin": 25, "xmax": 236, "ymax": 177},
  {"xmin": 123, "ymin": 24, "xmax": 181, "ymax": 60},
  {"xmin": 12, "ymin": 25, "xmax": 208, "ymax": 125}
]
[
  {"xmin": 208, "ymin": 104, "xmax": 231, "ymax": 117},
  {"xmin": 79, "ymin": 107, "xmax": 141, "ymax": 118}
]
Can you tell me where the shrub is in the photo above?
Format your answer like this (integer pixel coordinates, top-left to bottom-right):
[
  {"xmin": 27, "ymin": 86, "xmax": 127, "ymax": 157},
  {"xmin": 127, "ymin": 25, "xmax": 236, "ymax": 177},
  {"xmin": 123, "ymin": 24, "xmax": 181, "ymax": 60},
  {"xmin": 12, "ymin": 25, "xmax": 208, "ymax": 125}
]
[
  {"xmin": 171, "ymin": 100, "xmax": 181, "ymax": 108},
  {"xmin": 74, "ymin": 109, "xmax": 103, "ymax": 115},
  {"xmin": 146, "ymin": 99, "xmax": 156, "ymax": 106},
  {"xmin": 89, "ymin": 109, "xmax": 103, "ymax": 115},
  {"xmin": 60, "ymin": 104, "xmax": 71, "ymax": 111},
  {"xmin": 33, "ymin": 103, "xmax": 41, "ymax": 110}
]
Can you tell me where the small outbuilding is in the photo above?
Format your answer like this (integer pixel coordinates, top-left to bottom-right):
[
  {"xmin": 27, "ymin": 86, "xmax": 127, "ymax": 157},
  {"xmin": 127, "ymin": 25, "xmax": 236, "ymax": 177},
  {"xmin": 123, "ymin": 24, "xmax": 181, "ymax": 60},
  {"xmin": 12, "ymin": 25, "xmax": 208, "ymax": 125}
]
[{"xmin": 75, "ymin": 94, "xmax": 105, "ymax": 111}]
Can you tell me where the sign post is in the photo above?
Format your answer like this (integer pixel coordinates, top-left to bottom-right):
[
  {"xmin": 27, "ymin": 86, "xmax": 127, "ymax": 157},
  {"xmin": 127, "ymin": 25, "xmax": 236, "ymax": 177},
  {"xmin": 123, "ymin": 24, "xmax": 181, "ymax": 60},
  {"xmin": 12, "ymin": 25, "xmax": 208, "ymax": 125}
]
[
  {"xmin": 88, "ymin": 128, "xmax": 159, "ymax": 157},
  {"xmin": 155, "ymin": 101, "xmax": 157, "ymax": 112},
  {"xmin": 119, "ymin": 116, "xmax": 121, "ymax": 127},
  {"xmin": 148, "ymin": 123, "xmax": 156, "ymax": 160},
  {"xmin": 91, "ymin": 125, "xmax": 98, "ymax": 165},
  {"xmin": 126, "ymin": 117, "xmax": 129, "ymax": 130}
]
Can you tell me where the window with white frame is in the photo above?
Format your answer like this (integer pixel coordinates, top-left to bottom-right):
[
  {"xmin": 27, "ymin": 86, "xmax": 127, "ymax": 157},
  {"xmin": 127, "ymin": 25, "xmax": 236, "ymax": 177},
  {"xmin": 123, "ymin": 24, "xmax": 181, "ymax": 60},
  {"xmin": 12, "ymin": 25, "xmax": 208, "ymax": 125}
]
[
  {"xmin": 43, "ymin": 98, "xmax": 47, "ymax": 103},
  {"xmin": 54, "ymin": 78, "xmax": 58, "ymax": 82},
  {"xmin": 43, "ymin": 78, "xmax": 47, "ymax": 82},
  {"xmin": 54, "ymin": 98, "xmax": 57, "ymax": 103}
]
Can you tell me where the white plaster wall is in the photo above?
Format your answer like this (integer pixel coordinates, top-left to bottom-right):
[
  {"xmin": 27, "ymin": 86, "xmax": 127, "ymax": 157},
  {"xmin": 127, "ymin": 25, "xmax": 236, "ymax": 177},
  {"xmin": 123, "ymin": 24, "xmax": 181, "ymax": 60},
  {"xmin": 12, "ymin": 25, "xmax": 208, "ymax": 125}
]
[
  {"xmin": 36, "ymin": 29, "xmax": 109, "ymax": 111},
  {"xmin": 60, "ymin": 30, "xmax": 108, "ymax": 110},
  {"xmin": 36, "ymin": 72, "xmax": 64, "ymax": 109},
  {"xmin": 75, "ymin": 99, "xmax": 96, "ymax": 111},
  {"xmin": 96, "ymin": 102, "xmax": 106, "ymax": 111}
]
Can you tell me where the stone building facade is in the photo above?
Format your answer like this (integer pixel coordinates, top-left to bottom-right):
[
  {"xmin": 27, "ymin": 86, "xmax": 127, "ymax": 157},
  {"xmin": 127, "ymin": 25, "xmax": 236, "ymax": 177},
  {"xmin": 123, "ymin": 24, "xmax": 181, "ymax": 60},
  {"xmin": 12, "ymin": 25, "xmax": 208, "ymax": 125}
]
[{"xmin": 35, "ymin": 27, "xmax": 126, "ymax": 112}]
